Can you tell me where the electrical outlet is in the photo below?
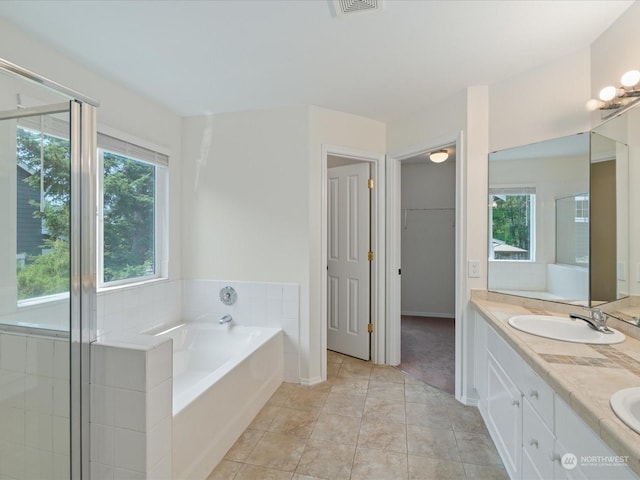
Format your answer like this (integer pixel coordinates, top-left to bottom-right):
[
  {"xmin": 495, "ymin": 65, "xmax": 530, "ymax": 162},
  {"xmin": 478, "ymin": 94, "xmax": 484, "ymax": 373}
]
[{"xmin": 468, "ymin": 260, "xmax": 481, "ymax": 278}]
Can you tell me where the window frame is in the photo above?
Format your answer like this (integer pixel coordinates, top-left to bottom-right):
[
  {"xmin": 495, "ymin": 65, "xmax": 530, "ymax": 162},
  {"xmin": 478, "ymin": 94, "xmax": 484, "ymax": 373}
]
[
  {"xmin": 488, "ymin": 186, "xmax": 536, "ymax": 262},
  {"xmin": 96, "ymin": 131, "xmax": 169, "ymax": 291}
]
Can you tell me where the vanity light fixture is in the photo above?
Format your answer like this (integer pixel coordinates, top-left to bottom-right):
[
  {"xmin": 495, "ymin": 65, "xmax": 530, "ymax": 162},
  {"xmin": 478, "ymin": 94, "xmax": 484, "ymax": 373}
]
[
  {"xmin": 429, "ymin": 149, "xmax": 448, "ymax": 163},
  {"xmin": 587, "ymin": 69, "xmax": 640, "ymax": 115}
]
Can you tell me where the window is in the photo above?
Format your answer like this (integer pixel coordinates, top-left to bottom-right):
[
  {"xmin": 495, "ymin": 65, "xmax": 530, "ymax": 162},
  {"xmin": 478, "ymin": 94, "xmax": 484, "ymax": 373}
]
[
  {"xmin": 14, "ymin": 120, "xmax": 169, "ymax": 301},
  {"xmin": 16, "ymin": 120, "xmax": 71, "ymax": 302},
  {"xmin": 489, "ymin": 187, "xmax": 536, "ymax": 261},
  {"xmin": 97, "ymin": 133, "xmax": 168, "ymax": 288},
  {"xmin": 575, "ymin": 195, "xmax": 589, "ymax": 223}
]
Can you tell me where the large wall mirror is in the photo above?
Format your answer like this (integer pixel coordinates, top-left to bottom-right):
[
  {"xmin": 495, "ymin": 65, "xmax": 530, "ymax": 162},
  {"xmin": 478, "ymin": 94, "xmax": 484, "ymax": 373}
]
[{"xmin": 488, "ymin": 104, "xmax": 635, "ymax": 308}]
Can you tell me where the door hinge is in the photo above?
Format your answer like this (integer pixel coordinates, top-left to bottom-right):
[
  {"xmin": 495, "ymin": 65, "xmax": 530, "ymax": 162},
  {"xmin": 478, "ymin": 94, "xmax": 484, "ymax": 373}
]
[
  {"xmin": 368, "ymin": 251, "xmax": 374, "ymax": 262},
  {"xmin": 368, "ymin": 323, "xmax": 374, "ymax": 334},
  {"xmin": 367, "ymin": 178, "xmax": 374, "ymax": 189}
]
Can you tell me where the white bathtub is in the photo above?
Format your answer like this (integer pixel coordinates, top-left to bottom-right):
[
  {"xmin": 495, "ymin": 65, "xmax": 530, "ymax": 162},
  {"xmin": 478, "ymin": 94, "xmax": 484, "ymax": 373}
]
[{"xmin": 156, "ymin": 322, "xmax": 283, "ymax": 479}]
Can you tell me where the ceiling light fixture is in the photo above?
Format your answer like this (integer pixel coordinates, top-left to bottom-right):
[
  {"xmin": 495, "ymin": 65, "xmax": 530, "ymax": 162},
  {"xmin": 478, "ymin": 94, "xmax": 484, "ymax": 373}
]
[
  {"xmin": 587, "ymin": 69, "xmax": 640, "ymax": 116},
  {"xmin": 429, "ymin": 150, "xmax": 448, "ymax": 163}
]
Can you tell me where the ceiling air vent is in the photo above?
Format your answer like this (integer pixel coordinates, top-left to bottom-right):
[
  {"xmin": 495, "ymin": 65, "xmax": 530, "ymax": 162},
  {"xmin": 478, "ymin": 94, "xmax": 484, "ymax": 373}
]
[{"xmin": 333, "ymin": 0, "xmax": 383, "ymax": 16}]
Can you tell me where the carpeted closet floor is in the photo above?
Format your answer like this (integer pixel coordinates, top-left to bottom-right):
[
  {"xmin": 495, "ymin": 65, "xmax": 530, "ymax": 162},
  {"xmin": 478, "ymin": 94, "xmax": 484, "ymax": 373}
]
[{"xmin": 399, "ymin": 315, "xmax": 456, "ymax": 394}]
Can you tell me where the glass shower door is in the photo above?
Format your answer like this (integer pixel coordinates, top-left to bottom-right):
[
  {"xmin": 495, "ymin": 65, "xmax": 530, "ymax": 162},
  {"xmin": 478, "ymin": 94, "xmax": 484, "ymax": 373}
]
[
  {"xmin": 0, "ymin": 62, "xmax": 97, "ymax": 479},
  {"xmin": 0, "ymin": 100, "xmax": 72, "ymax": 480}
]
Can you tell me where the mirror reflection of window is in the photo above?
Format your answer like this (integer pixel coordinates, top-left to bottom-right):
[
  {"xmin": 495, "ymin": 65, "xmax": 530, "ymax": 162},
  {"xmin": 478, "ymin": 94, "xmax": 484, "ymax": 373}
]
[
  {"xmin": 489, "ymin": 187, "xmax": 535, "ymax": 261},
  {"xmin": 556, "ymin": 194, "xmax": 589, "ymax": 267}
]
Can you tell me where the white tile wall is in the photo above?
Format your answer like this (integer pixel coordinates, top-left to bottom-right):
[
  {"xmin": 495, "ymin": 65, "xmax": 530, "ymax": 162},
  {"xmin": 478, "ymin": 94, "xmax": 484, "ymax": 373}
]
[
  {"xmin": 90, "ymin": 337, "xmax": 172, "ymax": 480},
  {"xmin": 0, "ymin": 332, "xmax": 69, "ymax": 480},
  {"xmin": 97, "ymin": 280, "xmax": 182, "ymax": 338},
  {"xmin": 182, "ymin": 279, "xmax": 300, "ymax": 383}
]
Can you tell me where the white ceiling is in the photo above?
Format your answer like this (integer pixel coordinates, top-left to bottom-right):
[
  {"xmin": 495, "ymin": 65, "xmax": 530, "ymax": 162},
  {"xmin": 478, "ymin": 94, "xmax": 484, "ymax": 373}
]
[{"xmin": 0, "ymin": 0, "xmax": 633, "ymax": 122}]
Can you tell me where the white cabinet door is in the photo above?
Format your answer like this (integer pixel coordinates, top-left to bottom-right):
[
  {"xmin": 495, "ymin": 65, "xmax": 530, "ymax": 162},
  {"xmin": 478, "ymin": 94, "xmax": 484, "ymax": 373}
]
[
  {"xmin": 555, "ymin": 396, "xmax": 638, "ymax": 480},
  {"xmin": 486, "ymin": 352, "xmax": 522, "ymax": 479}
]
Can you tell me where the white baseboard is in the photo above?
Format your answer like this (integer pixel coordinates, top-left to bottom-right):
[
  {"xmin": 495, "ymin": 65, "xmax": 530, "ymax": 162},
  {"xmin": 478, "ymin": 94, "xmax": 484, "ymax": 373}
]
[
  {"xmin": 300, "ymin": 376, "xmax": 323, "ymax": 386},
  {"xmin": 401, "ymin": 311, "xmax": 455, "ymax": 319}
]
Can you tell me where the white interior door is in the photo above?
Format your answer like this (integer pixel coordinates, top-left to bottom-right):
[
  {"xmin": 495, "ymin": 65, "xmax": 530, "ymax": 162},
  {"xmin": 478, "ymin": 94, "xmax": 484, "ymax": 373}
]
[{"xmin": 327, "ymin": 162, "xmax": 371, "ymax": 360}]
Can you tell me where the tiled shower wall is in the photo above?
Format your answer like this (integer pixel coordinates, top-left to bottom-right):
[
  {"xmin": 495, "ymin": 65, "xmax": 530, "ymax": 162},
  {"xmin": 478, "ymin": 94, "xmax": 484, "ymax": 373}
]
[{"xmin": 0, "ymin": 332, "xmax": 69, "ymax": 480}]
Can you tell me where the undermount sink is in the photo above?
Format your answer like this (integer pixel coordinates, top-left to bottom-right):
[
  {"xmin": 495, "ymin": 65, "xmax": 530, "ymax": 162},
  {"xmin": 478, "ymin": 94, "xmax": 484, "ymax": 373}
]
[
  {"xmin": 610, "ymin": 388, "xmax": 640, "ymax": 435},
  {"xmin": 508, "ymin": 315, "xmax": 625, "ymax": 344}
]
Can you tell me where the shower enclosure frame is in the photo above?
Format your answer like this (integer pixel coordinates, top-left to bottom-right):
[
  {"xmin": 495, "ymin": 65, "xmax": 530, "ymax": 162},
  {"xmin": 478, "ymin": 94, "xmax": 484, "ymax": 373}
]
[{"xmin": 0, "ymin": 58, "xmax": 99, "ymax": 479}]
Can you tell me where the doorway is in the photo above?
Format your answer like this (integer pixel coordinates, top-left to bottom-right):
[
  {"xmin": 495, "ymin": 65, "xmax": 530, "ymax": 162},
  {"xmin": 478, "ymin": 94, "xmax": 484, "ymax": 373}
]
[
  {"xmin": 320, "ymin": 145, "xmax": 385, "ymax": 381},
  {"xmin": 398, "ymin": 148, "xmax": 456, "ymax": 393},
  {"xmin": 387, "ymin": 135, "xmax": 464, "ymax": 398}
]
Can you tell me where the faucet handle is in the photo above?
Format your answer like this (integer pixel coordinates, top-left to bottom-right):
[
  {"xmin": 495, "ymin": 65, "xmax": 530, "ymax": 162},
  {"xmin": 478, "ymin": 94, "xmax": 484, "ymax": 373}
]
[{"xmin": 591, "ymin": 308, "xmax": 604, "ymax": 322}]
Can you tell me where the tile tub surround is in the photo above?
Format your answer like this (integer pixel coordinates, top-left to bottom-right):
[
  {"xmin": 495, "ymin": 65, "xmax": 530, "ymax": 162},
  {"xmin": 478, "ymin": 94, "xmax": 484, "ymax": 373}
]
[
  {"xmin": 207, "ymin": 352, "xmax": 508, "ymax": 480},
  {"xmin": 183, "ymin": 279, "xmax": 300, "ymax": 383},
  {"xmin": 97, "ymin": 279, "xmax": 182, "ymax": 338},
  {"xmin": 471, "ymin": 291, "xmax": 640, "ymax": 477},
  {"xmin": 97, "ymin": 278, "xmax": 299, "ymax": 382},
  {"xmin": 90, "ymin": 334, "xmax": 173, "ymax": 480}
]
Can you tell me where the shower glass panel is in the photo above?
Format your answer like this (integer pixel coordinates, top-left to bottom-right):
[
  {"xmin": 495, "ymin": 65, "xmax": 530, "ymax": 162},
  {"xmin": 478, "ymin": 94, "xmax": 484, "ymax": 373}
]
[
  {"xmin": 0, "ymin": 62, "xmax": 97, "ymax": 479},
  {"xmin": 556, "ymin": 193, "xmax": 589, "ymax": 267}
]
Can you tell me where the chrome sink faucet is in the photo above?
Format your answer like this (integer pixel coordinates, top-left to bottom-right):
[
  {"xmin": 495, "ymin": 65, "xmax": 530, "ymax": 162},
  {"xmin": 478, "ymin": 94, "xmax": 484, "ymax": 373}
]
[
  {"xmin": 219, "ymin": 314, "xmax": 233, "ymax": 325},
  {"xmin": 570, "ymin": 308, "xmax": 614, "ymax": 334}
]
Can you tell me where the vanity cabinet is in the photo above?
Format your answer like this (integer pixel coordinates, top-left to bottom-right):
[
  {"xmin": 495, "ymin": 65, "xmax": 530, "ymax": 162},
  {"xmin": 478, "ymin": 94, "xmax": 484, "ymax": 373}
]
[
  {"xmin": 475, "ymin": 311, "xmax": 637, "ymax": 480},
  {"xmin": 486, "ymin": 352, "xmax": 522, "ymax": 477}
]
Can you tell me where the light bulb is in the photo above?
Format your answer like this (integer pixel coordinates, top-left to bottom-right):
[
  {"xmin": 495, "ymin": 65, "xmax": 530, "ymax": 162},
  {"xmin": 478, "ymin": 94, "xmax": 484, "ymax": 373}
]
[
  {"xmin": 585, "ymin": 99, "xmax": 602, "ymax": 112},
  {"xmin": 621, "ymin": 70, "xmax": 640, "ymax": 88},
  {"xmin": 429, "ymin": 150, "xmax": 448, "ymax": 163},
  {"xmin": 599, "ymin": 86, "xmax": 617, "ymax": 102}
]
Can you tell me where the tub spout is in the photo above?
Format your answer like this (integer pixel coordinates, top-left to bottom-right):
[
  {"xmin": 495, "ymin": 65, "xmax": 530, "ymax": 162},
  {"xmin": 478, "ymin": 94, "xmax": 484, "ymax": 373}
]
[{"xmin": 219, "ymin": 314, "xmax": 233, "ymax": 325}]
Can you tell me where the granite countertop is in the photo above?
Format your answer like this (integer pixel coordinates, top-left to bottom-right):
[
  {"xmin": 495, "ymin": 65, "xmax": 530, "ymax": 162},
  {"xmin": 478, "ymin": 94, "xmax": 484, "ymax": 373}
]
[{"xmin": 470, "ymin": 291, "xmax": 640, "ymax": 477}]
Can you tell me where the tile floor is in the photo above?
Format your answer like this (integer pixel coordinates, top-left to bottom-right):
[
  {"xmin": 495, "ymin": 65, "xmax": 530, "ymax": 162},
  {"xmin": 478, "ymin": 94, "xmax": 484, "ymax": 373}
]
[{"xmin": 207, "ymin": 351, "xmax": 508, "ymax": 480}]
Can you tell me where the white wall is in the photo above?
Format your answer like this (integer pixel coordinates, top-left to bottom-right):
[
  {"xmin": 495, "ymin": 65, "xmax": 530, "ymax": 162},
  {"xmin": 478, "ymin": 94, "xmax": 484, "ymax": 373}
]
[
  {"xmin": 181, "ymin": 107, "xmax": 309, "ymax": 281},
  {"xmin": 590, "ymin": 2, "xmax": 640, "ymax": 111},
  {"xmin": 181, "ymin": 105, "xmax": 385, "ymax": 382},
  {"xmin": 387, "ymin": 91, "xmax": 468, "ymax": 153},
  {"xmin": 401, "ymin": 160, "xmax": 455, "ymax": 317},
  {"xmin": 489, "ymin": 48, "xmax": 592, "ymax": 152}
]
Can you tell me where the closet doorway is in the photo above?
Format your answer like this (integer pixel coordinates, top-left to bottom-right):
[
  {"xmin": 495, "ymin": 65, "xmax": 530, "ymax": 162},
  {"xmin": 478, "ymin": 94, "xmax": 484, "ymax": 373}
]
[{"xmin": 398, "ymin": 145, "xmax": 456, "ymax": 394}]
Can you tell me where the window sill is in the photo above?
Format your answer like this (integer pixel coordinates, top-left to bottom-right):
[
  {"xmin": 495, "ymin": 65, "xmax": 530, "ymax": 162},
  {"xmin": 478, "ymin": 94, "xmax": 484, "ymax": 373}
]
[{"xmin": 97, "ymin": 276, "xmax": 170, "ymax": 294}]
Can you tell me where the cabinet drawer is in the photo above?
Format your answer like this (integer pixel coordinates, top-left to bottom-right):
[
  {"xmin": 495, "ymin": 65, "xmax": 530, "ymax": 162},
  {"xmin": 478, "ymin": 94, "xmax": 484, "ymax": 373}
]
[
  {"xmin": 523, "ymin": 399, "xmax": 555, "ymax": 480},
  {"xmin": 487, "ymin": 324, "xmax": 522, "ymax": 388},
  {"xmin": 521, "ymin": 361, "xmax": 554, "ymax": 429}
]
